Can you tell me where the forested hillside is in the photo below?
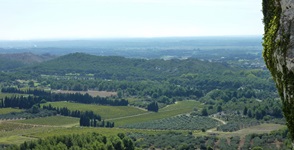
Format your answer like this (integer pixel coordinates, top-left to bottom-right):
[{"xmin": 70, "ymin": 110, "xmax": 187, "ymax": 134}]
[
  {"xmin": 0, "ymin": 52, "xmax": 56, "ymax": 71},
  {"xmin": 19, "ymin": 52, "xmax": 231, "ymax": 80},
  {"xmin": 0, "ymin": 52, "xmax": 289, "ymax": 149}
]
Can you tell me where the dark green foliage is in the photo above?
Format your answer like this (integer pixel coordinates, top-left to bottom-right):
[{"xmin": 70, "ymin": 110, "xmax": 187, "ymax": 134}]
[
  {"xmin": 42, "ymin": 104, "xmax": 113, "ymax": 128},
  {"xmin": 1, "ymin": 87, "xmax": 50, "ymax": 97},
  {"xmin": 0, "ymin": 109, "xmax": 56, "ymax": 120},
  {"xmin": 2, "ymin": 96, "xmax": 45, "ymax": 109},
  {"xmin": 243, "ymin": 106, "xmax": 248, "ymax": 116},
  {"xmin": 14, "ymin": 53, "xmax": 277, "ymax": 105},
  {"xmin": 217, "ymin": 105, "xmax": 222, "ymax": 112},
  {"xmin": 1, "ymin": 87, "xmax": 128, "ymax": 107},
  {"xmin": 0, "ymin": 58, "xmax": 26, "ymax": 71},
  {"xmin": 79, "ymin": 113, "xmax": 114, "ymax": 128},
  {"xmin": 201, "ymin": 108, "xmax": 208, "ymax": 116},
  {"xmin": 20, "ymin": 53, "xmax": 230, "ymax": 80},
  {"xmin": 43, "ymin": 104, "xmax": 101, "ymax": 120},
  {"xmin": 147, "ymin": 102, "xmax": 159, "ymax": 112},
  {"xmin": 7, "ymin": 132, "xmax": 135, "ymax": 150}
]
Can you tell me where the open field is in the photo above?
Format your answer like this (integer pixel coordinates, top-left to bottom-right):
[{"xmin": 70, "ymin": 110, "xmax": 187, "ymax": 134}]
[
  {"xmin": 126, "ymin": 97, "xmax": 140, "ymax": 103},
  {"xmin": 0, "ymin": 108, "xmax": 23, "ymax": 114},
  {"xmin": 51, "ymin": 90, "xmax": 117, "ymax": 97},
  {"xmin": 15, "ymin": 116, "xmax": 79, "ymax": 127},
  {"xmin": 42, "ymin": 102, "xmax": 146, "ymax": 119},
  {"xmin": 0, "ymin": 122, "xmax": 52, "ymax": 145},
  {"xmin": 229, "ymin": 124, "xmax": 286, "ymax": 137},
  {"xmin": 123, "ymin": 115, "xmax": 220, "ymax": 130},
  {"xmin": 7, "ymin": 123, "xmax": 285, "ymax": 142},
  {"xmin": 0, "ymin": 92, "xmax": 30, "ymax": 99},
  {"xmin": 0, "ymin": 100, "xmax": 286, "ymax": 146},
  {"xmin": 204, "ymin": 124, "xmax": 286, "ymax": 138},
  {"xmin": 111, "ymin": 100, "xmax": 203, "ymax": 126},
  {"xmin": 0, "ymin": 135, "xmax": 36, "ymax": 145},
  {"xmin": 26, "ymin": 126, "xmax": 186, "ymax": 139},
  {"xmin": 0, "ymin": 120, "xmax": 286, "ymax": 146}
]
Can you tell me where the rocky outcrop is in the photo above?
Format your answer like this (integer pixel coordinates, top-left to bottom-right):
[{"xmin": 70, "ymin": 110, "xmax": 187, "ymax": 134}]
[{"xmin": 263, "ymin": 0, "xmax": 294, "ymax": 140}]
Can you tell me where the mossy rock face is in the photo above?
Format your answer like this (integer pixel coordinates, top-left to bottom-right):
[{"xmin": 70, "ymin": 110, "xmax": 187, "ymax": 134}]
[{"xmin": 263, "ymin": 0, "xmax": 294, "ymax": 139}]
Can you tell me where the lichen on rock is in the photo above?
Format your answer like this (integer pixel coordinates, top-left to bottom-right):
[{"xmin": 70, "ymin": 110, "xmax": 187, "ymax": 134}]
[{"xmin": 263, "ymin": 0, "xmax": 294, "ymax": 140}]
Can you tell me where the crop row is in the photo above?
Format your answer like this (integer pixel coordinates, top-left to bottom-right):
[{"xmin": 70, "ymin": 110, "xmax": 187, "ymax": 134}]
[{"xmin": 123, "ymin": 115, "xmax": 220, "ymax": 130}]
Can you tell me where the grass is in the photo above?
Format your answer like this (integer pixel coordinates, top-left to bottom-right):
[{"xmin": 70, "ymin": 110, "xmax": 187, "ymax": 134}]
[
  {"xmin": 204, "ymin": 124, "xmax": 286, "ymax": 138},
  {"xmin": 0, "ymin": 99, "xmax": 285, "ymax": 146},
  {"xmin": 112, "ymin": 100, "xmax": 203, "ymax": 126},
  {"xmin": 42, "ymin": 102, "xmax": 146, "ymax": 119},
  {"xmin": 126, "ymin": 97, "xmax": 140, "ymax": 103},
  {"xmin": 0, "ymin": 92, "xmax": 30, "ymax": 99},
  {"xmin": 0, "ymin": 135, "xmax": 36, "ymax": 145},
  {"xmin": 0, "ymin": 108, "xmax": 23, "ymax": 114},
  {"xmin": 230, "ymin": 124, "xmax": 286, "ymax": 137},
  {"xmin": 123, "ymin": 115, "xmax": 220, "ymax": 130},
  {"xmin": 26, "ymin": 127, "xmax": 187, "ymax": 139},
  {"xmin": 0, "ymin": 122, "xmax": 53, "ymax": 145},
  {"xmin": 22, "ymin": 123, "xmax": 286, "ymax": 140},
  {"xmin": 16, "ymin": 116, "xmax": 79, "ymax": 126}
]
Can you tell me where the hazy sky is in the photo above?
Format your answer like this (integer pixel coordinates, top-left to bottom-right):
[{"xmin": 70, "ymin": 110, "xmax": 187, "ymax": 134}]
[{"xmin": 0, "ymin": 0, "xmax": 263, "ymax": 40}]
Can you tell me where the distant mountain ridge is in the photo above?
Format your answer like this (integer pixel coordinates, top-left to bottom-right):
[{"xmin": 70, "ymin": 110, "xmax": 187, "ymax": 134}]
[
  {"xmin": 0, "ymin": 52, "xmax": 56, "ymax": 71},
  {"xmin": 19, "ymin": 52, "xmax": 233, "ymax": 81},
  {"xmin": 0, "ymin": 52, "xmax": 56, "ymax": 64}
]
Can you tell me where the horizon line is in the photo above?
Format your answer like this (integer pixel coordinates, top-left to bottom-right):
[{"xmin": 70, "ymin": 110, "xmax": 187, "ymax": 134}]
[{"xmin": 0, "ymin": 35, "xmax": 263, "ymax": 42}]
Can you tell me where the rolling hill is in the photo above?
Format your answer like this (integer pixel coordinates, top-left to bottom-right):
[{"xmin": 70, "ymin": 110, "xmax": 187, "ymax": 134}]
[
  {"xmin": 0, "ymin": 52, "xmax": 56, "ymax": 71},
  {"xmin": 18, "ymin": 52, "xmax": 234, "ymax": 80}
]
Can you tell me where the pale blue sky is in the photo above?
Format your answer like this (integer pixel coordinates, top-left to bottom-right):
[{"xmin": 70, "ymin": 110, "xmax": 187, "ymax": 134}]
[{"xmin": 0, "ymin": 0, "xmax": 263, "ymax": 40}]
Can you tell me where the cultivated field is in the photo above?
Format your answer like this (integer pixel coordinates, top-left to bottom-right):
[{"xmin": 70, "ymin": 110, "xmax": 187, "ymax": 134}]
[
  {"xmin": 0, "ymin": 100, "xmax": 286, "ymax": 146},
  {"xmin": 42, "ymin": 102, "xmax": 146, "ymax": 119},
  {"xmin": 0, "ymin": 108, "xmax": 23, "ymax": 114},
  {"xmin": 123, "ymin": 115, "xmax": 220, "ymax": 130},
  {"xmin": 51, "ymin": 90, "xmax": 117, "ymax": 97},
  {"xmin": 0, "ymin": 92, "xmax": 30, "ymax": 99},
  {"xmin": 16, "ymin": 116, "xmax": 79, "ymax": 127},
  {"xmin": 112, "ymin": 100, "xmax": 203, "ymax": 126},
  {"xmin": 0, "ymin": 122, "xmax": 50, "ymax": 145},
  {"xmin": 205, "ymin": 123, "xmax": 286, "ymax": 138}
]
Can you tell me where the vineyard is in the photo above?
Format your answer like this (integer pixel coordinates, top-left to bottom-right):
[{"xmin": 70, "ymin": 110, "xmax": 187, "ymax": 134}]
[
  {"xmin": 112, "ymin": 101, "xmax": 201, "ymax": 126},
  {"xmin": 42, "ymin": 102, "xmax": 146, "ymax": 119},
  {"xmin": 16, "ymin": 116, "xmax": 79, "ymax": 126},
  {"xmin": 123, "ymin": 115, "xmax": 220, "ymax": 130}
]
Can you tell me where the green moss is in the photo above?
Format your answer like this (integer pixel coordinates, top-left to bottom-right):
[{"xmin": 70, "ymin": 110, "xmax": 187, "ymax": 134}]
[
  {"xmin": 262, "ymin": 0, "xmax": 281, "ymax": 72},
  {"xmin": 262, "ymin": 0, "xmax": 282, "ymax": 98}
]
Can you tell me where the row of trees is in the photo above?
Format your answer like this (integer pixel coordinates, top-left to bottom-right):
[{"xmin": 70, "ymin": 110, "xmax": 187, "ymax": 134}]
[
  {"xmin": 1, "ymin": 88, "xmax": 129, "ymax": 107},
  {"xmin": 43, "ymin": 104, "xmax": 114, "ymax": 128},
  {"xmin": 8, "ymin": 132, "xmax": 135, "ymax": 150},
  {"xmin": 50, "ymin": 93, "xmax": 128, "ymax": 106},
  {"xmin": 242, "ymin": 105, "xmax": 283, "ymax": 120},
  {"xmin": 80, "ymin": 114, "xmax": 114, "ymax": 128},
  {"xmin": 1, "ymin": 87, "xmax": 50, "ymax": 97},
  {"xmin": 147, "ymin": 102, "xmax": 159, "ymax": 112},
  {"xmin": 0, "ymin": 96, "xmax": 44, "ymax": 109}
]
